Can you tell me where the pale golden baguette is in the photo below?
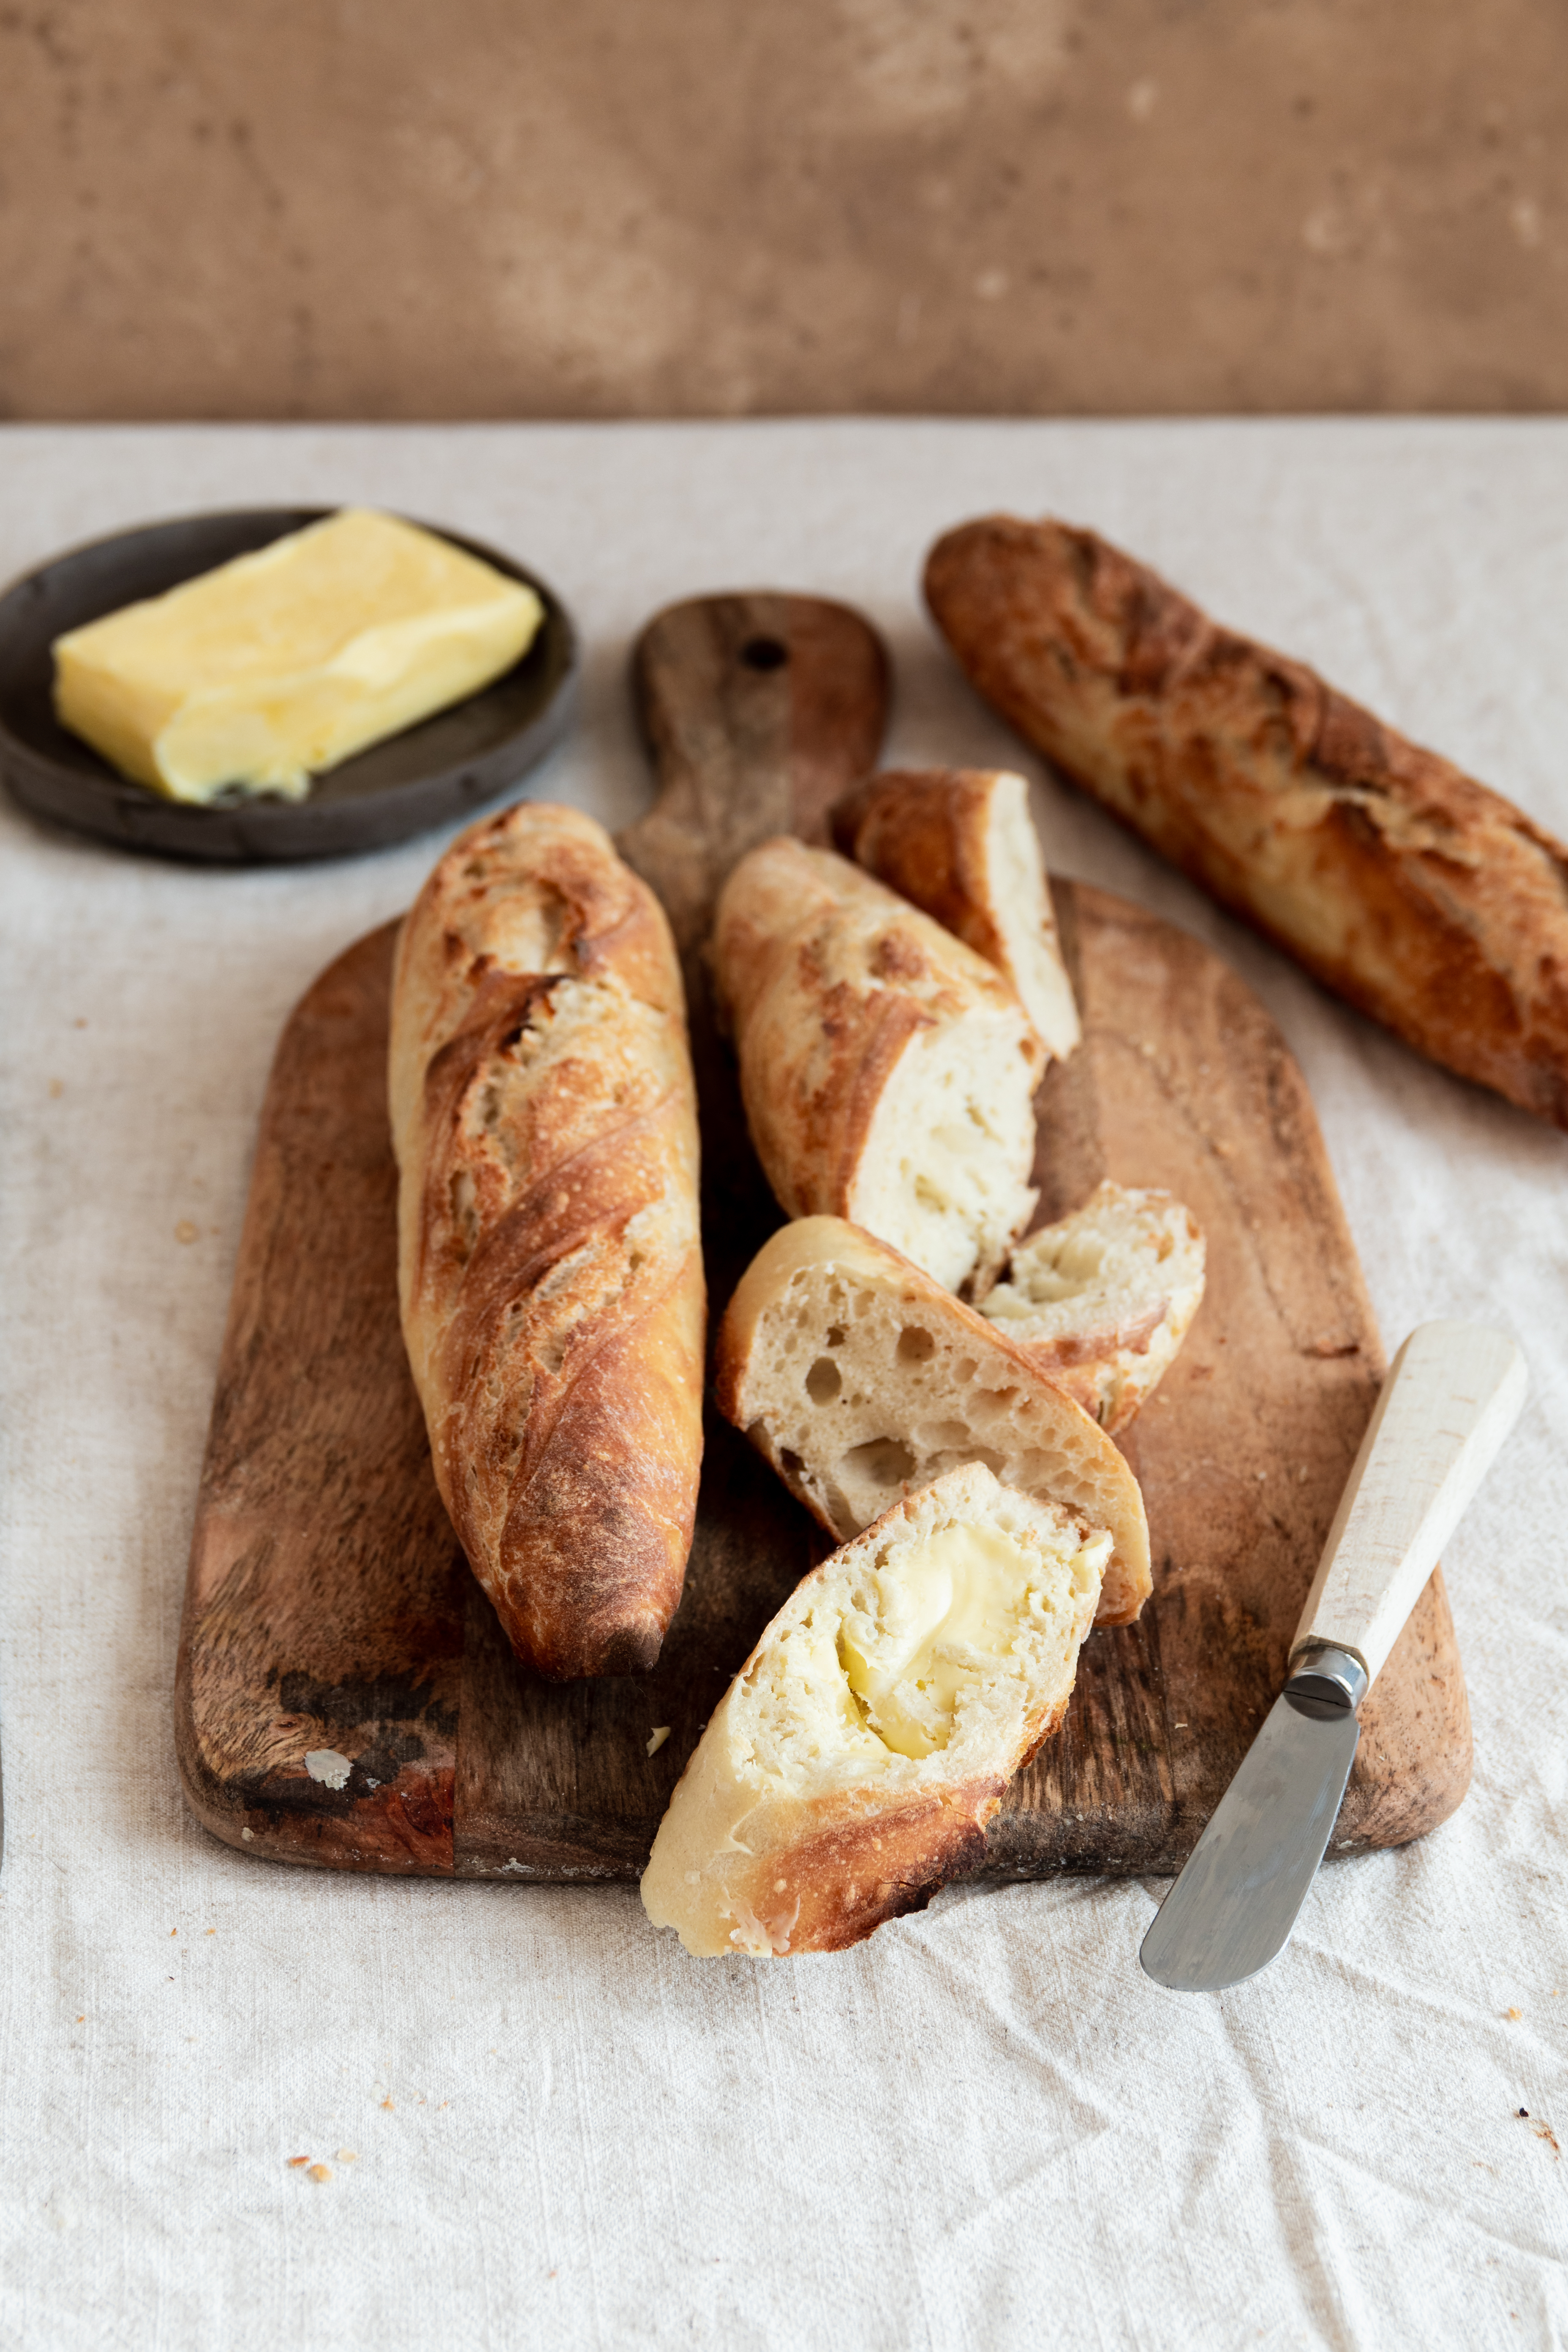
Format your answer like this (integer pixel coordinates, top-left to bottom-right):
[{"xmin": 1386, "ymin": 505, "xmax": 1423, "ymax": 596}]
[{"xmin": 388, "ymin": 801, "xmax": 704, "ymax": 1681}]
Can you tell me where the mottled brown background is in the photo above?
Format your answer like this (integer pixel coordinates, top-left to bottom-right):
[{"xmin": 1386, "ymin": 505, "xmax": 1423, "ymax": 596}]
[{"xmin": 5, "ymin": 0, "xmax": 1567, "ymax": 419}]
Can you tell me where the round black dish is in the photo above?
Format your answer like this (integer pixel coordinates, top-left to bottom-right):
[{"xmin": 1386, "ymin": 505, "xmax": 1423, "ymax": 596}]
[{"xmin": 0, "ymin": 508, "xmax": 578, "ymax": 864}]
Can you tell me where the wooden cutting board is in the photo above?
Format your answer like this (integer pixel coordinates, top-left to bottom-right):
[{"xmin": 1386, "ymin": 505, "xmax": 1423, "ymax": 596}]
[{"xmin": 175, "ymin": 593, "xmax": 1470, "ymax": 1882}]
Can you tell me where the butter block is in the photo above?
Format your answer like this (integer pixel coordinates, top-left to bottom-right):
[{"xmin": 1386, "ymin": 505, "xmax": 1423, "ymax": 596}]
[{"xmin": 52, "ymin": 508, "xmax": 545, "ymax": 804}]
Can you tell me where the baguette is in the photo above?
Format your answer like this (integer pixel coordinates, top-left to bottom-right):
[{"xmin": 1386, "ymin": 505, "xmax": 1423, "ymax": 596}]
[
  {"xmin": 388, "ymin": 801, "xmax": 705, "ymax": 1681},
  {"xmin": 715, "ymin": 1214, "xmax": 1151, "ymax": 1625},
  {"xmin": 640, "ymin": 1462, "xmax": 1106, "ymax": 1956},
  {"xmin": 831, "ymin": 765, "xmax": 1081, "ymax": 1062},
  {"xmin": 925, "ymin": 514, "xmax": 1568, "ymax": 1130},
  {"xmin": 711, "ymin": 836, "xmax": 1045, "ymax": 1297},
  {"xmin": 980, "ymin": 1181, "xmax": 1205, "ymax": 1433}
]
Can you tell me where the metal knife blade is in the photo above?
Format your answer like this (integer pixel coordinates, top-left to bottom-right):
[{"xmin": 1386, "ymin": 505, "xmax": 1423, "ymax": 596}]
[
  {"xmin": 1140, "ymin": 1319, "xmax": 1527, "ymax": 1994},
  {"xmin": 1140, "ymin": 1682, "xmax": 1361, "ymax": 1991}
]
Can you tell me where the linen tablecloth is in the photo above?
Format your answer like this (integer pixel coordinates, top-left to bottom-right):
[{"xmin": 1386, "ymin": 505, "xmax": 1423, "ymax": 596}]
[{"xmin": 1, "ymin": 421, "xmax": 1565, "ymax": 2349}]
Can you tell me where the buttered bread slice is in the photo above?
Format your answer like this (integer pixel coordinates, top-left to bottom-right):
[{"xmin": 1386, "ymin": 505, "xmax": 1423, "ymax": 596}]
[
  {"xmin": 640, "ymin": 1463, "xmax": 1106, "ymax": 1957},
  {"xmin": 716, "ymin": 1215, "xmax": 1150, "ymax": 1625}
]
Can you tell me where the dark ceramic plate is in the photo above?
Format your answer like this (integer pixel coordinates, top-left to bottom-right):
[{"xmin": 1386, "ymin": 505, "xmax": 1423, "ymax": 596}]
[{"xmin": 0, "ymin": 508, "xmax": 577, "ymax": 864}]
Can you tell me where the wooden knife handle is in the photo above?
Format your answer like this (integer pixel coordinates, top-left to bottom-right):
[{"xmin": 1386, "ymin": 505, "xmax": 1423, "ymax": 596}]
[
  {"xmin": 617, "ymin": 591, "xmax": 889, "ymax": 961},
  {"xmin": 1291, "ymin": 1320, "xmax": 1527, "ymax": 1688}
]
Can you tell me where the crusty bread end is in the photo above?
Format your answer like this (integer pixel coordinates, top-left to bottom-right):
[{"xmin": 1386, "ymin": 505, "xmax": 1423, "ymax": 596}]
[{"xmin": 832, "ymin": 766, "xmax": 1081, "ymax": 1063}]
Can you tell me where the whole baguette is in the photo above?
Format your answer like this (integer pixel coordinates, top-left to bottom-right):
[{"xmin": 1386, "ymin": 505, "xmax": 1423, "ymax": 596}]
[
  {"xmin": 389, "ymin": 801, "xmax": 705, "ymax": 1680},
  {"xmin": 712, "ymin": 836, "xmax": 1045, "ymax": 1296},
  {"xmin": 925, "ymin": 514, "xmax": 1568, "ymax": 1130}
]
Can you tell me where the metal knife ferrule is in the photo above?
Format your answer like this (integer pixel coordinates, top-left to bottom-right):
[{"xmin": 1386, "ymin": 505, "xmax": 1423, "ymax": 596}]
[{"xmin": 1284, "ymin": 1644, "xmax": 1369, "ymax": 1720}]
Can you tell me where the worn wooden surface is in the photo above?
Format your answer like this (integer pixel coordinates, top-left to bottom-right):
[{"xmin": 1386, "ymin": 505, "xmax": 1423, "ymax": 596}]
[{"xmin": 176, "ymin": 591, "xmax": 1471, "ymax": 1880}]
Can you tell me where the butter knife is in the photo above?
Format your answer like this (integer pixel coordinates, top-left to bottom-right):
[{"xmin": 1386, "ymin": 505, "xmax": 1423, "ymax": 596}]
[{"xmin": 1141, "ymin": 1319, "xmax": 1527, "ymax": 1993}]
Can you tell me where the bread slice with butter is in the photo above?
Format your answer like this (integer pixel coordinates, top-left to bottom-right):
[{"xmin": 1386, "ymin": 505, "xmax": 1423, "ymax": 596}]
[
  {"xmin": 982, "ymin": 1181, "xmax": 1206, "ymax": 1434},
  {"xmin": 715, "ymin": 1214, "xmax": 1150, "ymax": 1626},
  {"xmin": 711, "ymin": 836, "xmax": 1045, "ymax": 1298},
  {"xmin": 831, "ymin": 765, "xmax": 1081, "ymax": 1064},
  {"xmin": 52, "ymin": 508, "xmax": 543, "ymax": 804},
  {"xmin": 640, "ymin": 1462, "xmax": 1106, "ymax": 1957}
]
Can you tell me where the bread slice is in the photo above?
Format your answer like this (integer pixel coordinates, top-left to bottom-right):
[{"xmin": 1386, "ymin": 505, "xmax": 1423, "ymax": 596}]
[
  {"xmin": 925, "ymin": 512, "xmax": 1568, "ymax": 1131},
  {"xmin": 982, "ymin": 1181, "xmax": 1206, "ymax": 1434},
  {"xmin": 714, "ymin": 1215, "xmax": 1150, "ymax": 1625},
  {"xmin": 388, "ymin": 800, "xmax": 705, "ymax": 1681},
  {"xmin": 831, "ymin": 765, "xmax": 1081, "ymax": 1063},
  {"xmin": 640, "ymin": 1462, "xmax": 1106, "ymax": 1956},
  {"xmin": 711, "ymin": 836, "xmax": 1044, "ymax": 1297}
]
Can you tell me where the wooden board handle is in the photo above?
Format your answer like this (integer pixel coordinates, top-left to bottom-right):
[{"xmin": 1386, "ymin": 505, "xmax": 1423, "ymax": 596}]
[
  {"xmin": 1292, "ymin": 1320, "xmax": 1527, "ymax": 1687},
  {"xmin": 617, "ymin": 591, "xmax": 889, "ymax": 958}
]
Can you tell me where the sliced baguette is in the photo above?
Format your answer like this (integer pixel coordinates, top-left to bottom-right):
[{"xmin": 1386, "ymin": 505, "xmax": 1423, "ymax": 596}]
[
  {"xmin": 715, "ymin": 1214, "xmax": 1150, "ymax": 1625},
  {"xmin": 711, "ymin": 836, "xmax": 1044, "ymax": 1297},
  {"xmin": 831, "ymin": 765, "xmax": 1081, "ymax": 1063},
  {"xmin": 640, "ymin": 1462, "xmax": 1106, "ymax": 1956},
  {"xmin": 982, "ymin": 1181, "xmax": 1206, "ymax": 1434}
]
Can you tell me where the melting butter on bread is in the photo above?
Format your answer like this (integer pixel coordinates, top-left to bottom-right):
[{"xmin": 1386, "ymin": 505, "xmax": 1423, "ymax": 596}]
[
  {"xmin": 983, "ymin": 1181, "xmax": 1206, "ymax": 1433},
  {"xmin": 715, "ymin": 1215, "xmax": 1150, "ymax": 1626},
  {"xmin": 711, "ymin": 837, "xmax": 1044, "ymax": 1298},
  {"xmin": 389, "ymin": 801, "xmax": 704, "ymax": 1681},
  {"xmin": 640, "ymin": 1463, "xmax": 1106, "ymax": 1956},
  {"xmin": 832, "ymin": 765, "xmax": 1081, "ymax": 1064}
]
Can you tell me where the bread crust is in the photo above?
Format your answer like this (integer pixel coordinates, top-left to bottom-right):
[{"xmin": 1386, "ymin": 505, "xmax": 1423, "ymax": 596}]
[
  {"xmin": 831, "ymin": 765, "xmax": 1080, "ymax": 1060},
  {"xmin": 389, "ymin": 801, "xmax": 704, "ymax": 1680},
  {"xmin": 925, "ymin": 514, "xmax": 1568, "ymax": 1130},
  {"xmin": 712, "ymin": 836, "xmax": 1045, "ymax": 1293},
  {"xmin": 713, "ymin": 1214, "xmax": 1151, "ymax": 1624}
]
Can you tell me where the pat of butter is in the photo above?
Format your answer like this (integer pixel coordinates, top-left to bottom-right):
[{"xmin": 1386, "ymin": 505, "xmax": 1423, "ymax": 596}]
[
  {"xmin": 841, "ymin": 1522, "xmax": 1037, "ymax": 1760},
  {"xmin": 52, "ymin": 508, "xmax": 545, "ymax": 804}
]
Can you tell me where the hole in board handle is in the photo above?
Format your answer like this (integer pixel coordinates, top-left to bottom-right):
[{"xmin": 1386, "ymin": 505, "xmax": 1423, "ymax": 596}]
[{"xmin": 740, "ymin": 636, "xmax": 789, "ymax": 672}]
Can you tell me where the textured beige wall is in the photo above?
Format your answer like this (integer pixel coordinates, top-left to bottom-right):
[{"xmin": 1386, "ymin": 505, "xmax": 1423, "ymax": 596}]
[{"xmin": 4, "ymin": 0, "xmax": 1567, "ymax": 419}]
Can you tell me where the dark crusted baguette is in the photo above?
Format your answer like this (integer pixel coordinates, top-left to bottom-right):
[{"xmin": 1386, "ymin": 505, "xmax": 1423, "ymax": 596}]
[{"xmin": 925, "ymin": 514, "xmax": 1568, "ymax": 1130}]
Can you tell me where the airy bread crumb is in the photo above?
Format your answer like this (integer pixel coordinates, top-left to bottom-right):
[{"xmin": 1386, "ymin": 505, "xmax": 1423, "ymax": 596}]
[
  {"xmin": 983, "ymin": 1181, "xmax": 1206, "ymax": 1432},
  {"xmin": 715, "ymin": 1214, "xmax": 1150, "ymax": 1625},
  {"xmin": 712, "ymin": 837, "xmax": 1043, "ymax": 1296}
]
